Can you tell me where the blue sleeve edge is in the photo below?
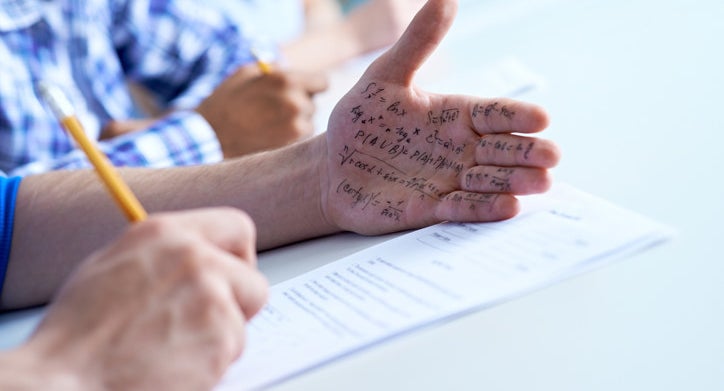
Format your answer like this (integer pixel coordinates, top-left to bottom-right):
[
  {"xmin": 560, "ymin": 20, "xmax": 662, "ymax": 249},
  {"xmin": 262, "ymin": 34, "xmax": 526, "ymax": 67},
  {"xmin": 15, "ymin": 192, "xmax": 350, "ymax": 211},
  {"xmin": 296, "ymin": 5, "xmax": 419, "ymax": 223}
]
[{"xmin": 0, "ymin": 176, "xmax": 22, "ymax": 300}]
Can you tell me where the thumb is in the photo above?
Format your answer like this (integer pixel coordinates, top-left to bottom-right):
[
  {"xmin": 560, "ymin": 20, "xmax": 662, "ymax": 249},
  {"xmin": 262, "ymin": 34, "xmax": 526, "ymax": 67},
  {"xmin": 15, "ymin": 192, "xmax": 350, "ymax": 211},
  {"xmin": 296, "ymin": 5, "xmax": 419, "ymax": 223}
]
[{"xmin": 364, "ymin": 0, "xmax": 458, "ymax": 86}]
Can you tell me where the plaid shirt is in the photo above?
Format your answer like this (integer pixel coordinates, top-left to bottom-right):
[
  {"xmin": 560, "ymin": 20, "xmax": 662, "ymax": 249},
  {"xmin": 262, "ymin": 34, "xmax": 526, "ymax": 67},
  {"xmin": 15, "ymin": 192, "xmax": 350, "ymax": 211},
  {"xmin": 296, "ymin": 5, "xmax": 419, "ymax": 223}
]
[{"xmin": 0, "ymin": 0, "xmax": 254, "ymax": 176}]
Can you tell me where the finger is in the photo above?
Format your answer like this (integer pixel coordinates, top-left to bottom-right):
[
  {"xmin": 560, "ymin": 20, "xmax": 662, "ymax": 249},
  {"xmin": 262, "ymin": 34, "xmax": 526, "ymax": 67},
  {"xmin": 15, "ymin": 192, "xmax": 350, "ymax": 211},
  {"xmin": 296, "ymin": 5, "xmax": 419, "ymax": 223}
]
[
  {"xmin": 467, "ymin": 97, "xmax": 550, "ymax": 135},
  {"xmin": 202, "ymin": 261, "xmax": 265, "ymax": 367},
  {"xmin": 152, "ymin": 208, "xmax": 258, "ymax": 266},
  {"xmin": 212, "ymin": 251, "xmax": 269, "ymax": 319},
  {"xmin": 365, "ymin": 0, "xmax": 458, "ymax": 85},
  {"xmin": 437, "ymin": 192, "xmax": 520, "ymax": 222},
  {"xmin": 461, "ymin": 166, "xmax": 553, "ymax": 195},
  {"xmin": 205, "ymin": 272, "xmax": 249, "ymax": 365},
  {"xmin": 292, "ymin": 116, "xmax": 316, "ymax": 140},
  {"xmin": 286, "ymin": 88, "xmax": 318, "ymax": 118},
  {"xmin": 232, "ymin": 263, "xmax": 268, "ymax": 320},
  {"xmin": 222, "ymin": 313, "xmax": 247, "ymax": 367},
  {"xmin": 474, "ymin": 134, "xmax": 561, "ymax": 168},
  {"xmin": 232, "ymin": 63, "xmax": 264, "ymax": 81},
  {"xmin": 181, "ymin": 269, "xmax": 248, "ymax": 370}
]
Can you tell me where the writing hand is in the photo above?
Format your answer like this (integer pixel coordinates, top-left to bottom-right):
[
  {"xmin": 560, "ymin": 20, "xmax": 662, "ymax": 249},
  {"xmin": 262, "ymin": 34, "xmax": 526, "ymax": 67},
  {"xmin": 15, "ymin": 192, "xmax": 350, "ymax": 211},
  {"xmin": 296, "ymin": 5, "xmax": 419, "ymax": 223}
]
[
  {"xmin": 21, "ymin": 209, "xmax": 267, "ymax": 390},
  {"xmin": 321, "ymin": 0, "xmax": 561, "ymax": 235},
  {"xmin": 197, "ymin": 65, "xmax": 329, "ymax": 157}
]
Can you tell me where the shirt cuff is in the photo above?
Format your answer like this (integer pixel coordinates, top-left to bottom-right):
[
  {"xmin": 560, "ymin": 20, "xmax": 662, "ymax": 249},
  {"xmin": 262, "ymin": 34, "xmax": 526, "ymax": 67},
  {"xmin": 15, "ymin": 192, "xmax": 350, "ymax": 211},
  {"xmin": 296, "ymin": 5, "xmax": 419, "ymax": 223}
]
[
  {"xmin": 0, "ymin": 176, "xmax": 22, "ymax": 301},
  {"xmin": 121, "ymin": 110, "xmax": 223, "ymax": 168},
  {"xmin": 7, "ymin": 110, "xmax": 223, "ymax": 176}
]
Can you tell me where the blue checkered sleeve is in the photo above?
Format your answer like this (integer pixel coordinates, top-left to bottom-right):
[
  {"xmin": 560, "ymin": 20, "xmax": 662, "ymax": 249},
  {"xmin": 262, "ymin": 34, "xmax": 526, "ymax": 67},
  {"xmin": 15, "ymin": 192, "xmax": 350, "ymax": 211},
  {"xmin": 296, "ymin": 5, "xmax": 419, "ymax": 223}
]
[
  {"xmin": 111, "ymin": 0, "xmax": 255, "ymax": 110},
  {"xmin": 8, "ymin": 111, "xmax": 222, "ymax": 175},
  {"xmin": 0, "ymin": 0, "xmax": 256, "ymax": 176}
]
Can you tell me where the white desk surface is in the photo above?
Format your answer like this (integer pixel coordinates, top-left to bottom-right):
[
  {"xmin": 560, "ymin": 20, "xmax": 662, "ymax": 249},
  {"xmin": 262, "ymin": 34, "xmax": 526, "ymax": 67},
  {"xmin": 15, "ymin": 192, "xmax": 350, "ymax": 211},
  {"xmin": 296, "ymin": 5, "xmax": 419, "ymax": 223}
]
[{"xmin": 2, "ymin": 0, "xmax": 723, "ymax": 389}]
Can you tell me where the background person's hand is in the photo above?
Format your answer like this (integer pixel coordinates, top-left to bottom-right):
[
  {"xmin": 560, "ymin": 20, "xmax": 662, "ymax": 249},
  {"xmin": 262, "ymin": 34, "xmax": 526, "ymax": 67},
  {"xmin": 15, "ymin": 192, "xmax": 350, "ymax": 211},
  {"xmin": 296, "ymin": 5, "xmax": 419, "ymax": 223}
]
[
  {"xmin": 345, "ymin": 0, "xmax": 426, "ymax": 55},
  {"xmin": 20, "ymin": 208, "xmax": 268, "ymax": 390},
  {"xmin": 321, "ymin": 0, "xmax": 561, "ymax": 235},
  {"xmin": 197, "ymin": 65, "xmax": 329, "ymax": 157}
]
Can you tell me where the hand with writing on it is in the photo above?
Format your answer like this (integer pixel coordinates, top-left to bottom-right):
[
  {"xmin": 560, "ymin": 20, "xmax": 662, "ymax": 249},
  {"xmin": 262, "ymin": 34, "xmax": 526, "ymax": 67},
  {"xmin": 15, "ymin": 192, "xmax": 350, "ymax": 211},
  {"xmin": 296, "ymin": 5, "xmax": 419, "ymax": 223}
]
[
  {"xmin": 11, "ymin": 209, "xmax": 267, "ymax": 390},
  {"xmin": 197, "ymin": 65, "xmax": 329, "ymax": 157},
  {"xmin": 320, "ymin": 0, "xmax": 561, "ymax": 235}
]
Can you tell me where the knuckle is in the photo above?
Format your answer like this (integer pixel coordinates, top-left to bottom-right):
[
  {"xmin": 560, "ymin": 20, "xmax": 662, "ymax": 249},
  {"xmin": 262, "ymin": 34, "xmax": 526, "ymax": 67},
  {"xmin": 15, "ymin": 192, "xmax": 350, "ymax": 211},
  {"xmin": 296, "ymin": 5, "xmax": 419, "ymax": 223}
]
[
  {"xmin": 221, "ymin": 208, "xmax": 256, "ymax": 237},
  {"xmin": 269, "ymin": 72, "xmax": 291, "ymax": 88},
  {"xmin": 238, "ymin": 212, "xmax": 256, "ymax": 236},
  {"xmin": 282, "ymin": 99, "xmax": 304, "ymax": 117},
  {"xmin": 292, "ymin": 118, "xmax": 313, "ymax": 138},
  {"xmin": 174, "ymin": 243, "xmax": 210, "ymax": 281},
  {"xmin": 132, "ymin": 215, "xmax": 177, "ymax": 239}
]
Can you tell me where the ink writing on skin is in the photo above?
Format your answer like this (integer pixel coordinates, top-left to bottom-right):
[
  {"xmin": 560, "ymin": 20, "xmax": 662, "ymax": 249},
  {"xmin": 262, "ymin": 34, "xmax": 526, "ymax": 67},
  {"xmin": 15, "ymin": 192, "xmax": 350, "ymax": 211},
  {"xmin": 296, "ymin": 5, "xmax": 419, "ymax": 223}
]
[
  {"xmin": 465, "ymin": 167, "xmax": 515, "ymax": 192},
  {"xmin": 472, "ymin": 102, "xmax": 516, "ymax": 119},
  {"xmin": 335, "ymin": 82, "xmax": 530, "ymax": 223}
]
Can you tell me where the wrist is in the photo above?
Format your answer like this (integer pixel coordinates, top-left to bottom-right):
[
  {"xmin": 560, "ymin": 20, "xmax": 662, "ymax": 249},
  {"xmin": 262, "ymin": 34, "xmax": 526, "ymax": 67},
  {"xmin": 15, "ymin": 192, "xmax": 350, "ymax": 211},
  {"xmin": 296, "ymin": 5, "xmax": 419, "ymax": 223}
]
[
  {"xmin": 282, "ymin": 22, "xmax": 361, "ymax": 72},
  {"xmin": 139, "ymin": 134, "xmax": 340, "ymax": 250},
  {"xmin": 312, "ymin": 134, "xmax": 339, "ymax": 235},
  {"xmin": 250, "ymin": 135, "xmax": 340, "ymax": 249},
  {"xmin": 0, "ymin": 339, "xmax": 89, "ymax": 390}
]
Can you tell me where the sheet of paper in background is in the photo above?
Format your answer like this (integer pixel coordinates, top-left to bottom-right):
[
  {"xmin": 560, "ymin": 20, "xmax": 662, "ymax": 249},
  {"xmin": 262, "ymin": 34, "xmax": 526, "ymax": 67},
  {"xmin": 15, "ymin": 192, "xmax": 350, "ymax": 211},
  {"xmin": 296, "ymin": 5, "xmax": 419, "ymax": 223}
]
[{"xmin": 214, "ymin": 182, "xmax": 674, "ymax": 391}]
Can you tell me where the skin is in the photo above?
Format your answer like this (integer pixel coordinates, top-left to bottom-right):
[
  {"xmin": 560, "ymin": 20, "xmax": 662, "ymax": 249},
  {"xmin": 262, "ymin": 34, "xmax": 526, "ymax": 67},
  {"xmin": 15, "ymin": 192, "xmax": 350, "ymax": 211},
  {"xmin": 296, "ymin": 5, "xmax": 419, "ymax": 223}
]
[
  {"xmin": 196, "ymin": 66, "xmax": 329, "ymax": 156},
  {"xmin": 102, "ymin": 65, "xmax": 329, "ymax": 157},
  {"xmin": 286, "ymin": 0, "xmax": 427, "ymax": 72},
  {"xmin": 0, "ymin": 209, "xmax": 268, "ymax": 390},
  {"xmin": 0, "ymin": 1, "xmax": 560, "ymax": 389},
  {"xmin": 3, "ymin": 0, "xmax": 559, "ymax": 310}
]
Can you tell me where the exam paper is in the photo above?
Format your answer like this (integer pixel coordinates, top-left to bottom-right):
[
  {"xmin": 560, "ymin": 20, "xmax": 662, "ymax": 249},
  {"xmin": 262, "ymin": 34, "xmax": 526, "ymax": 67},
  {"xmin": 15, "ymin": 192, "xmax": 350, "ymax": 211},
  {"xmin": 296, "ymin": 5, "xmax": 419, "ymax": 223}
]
[{"xmin": 214, "ymin": 183, "xmax": 673, "ymax": 390}]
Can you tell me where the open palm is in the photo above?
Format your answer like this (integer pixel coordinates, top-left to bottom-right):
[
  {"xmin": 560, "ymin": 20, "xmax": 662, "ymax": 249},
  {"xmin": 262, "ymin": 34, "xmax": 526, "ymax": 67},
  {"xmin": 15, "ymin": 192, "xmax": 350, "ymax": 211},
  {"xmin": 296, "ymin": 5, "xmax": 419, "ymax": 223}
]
[{"xmin": 321, "ymin": 0, "xmax": 560, "ymax": 235}]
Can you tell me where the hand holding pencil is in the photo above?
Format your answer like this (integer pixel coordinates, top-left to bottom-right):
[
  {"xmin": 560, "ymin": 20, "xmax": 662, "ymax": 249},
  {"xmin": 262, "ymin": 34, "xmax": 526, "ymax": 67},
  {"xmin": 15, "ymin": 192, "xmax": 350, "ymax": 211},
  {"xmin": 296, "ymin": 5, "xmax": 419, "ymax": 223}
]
[{"xmin": 250, "ymin": 47, "xmax": 273, "ymax": 74}]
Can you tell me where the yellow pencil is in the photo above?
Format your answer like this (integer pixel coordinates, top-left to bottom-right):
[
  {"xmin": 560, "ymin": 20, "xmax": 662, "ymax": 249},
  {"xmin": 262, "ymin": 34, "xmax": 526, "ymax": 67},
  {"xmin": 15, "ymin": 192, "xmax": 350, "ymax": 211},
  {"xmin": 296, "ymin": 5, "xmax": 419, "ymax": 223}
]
[
  {"xmin": 37, "ymin": 82, "xmax": 148, "ymax": 223},
  {"xmin": 250, "ymin": 47, "xmax": 273, "ymax": 74}
]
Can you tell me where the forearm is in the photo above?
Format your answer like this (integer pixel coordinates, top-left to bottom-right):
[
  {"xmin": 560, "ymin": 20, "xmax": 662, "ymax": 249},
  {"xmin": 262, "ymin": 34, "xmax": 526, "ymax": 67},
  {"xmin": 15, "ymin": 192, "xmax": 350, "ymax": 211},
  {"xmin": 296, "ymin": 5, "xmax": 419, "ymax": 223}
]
[
  {"xmin": 3, "ymin": 136, "xmax": 334, "ymax": 309},
  {"xmin": 282, "ymin": 22, "xmax": 361, "ymax": 72},
  {"xmin": 136, "ymin": 136, "xmax": 338, "ymax": 250},
  {"xmin": 5, "ymin": 169, "xmax": 135, "ymax": 309}
]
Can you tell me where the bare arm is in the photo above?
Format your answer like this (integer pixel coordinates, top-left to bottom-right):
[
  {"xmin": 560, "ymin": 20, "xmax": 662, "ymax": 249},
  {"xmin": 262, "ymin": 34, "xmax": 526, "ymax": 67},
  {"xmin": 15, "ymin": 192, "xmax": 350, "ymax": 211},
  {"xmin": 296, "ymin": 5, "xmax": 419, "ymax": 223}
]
[
  {"xmin": 3, "ymin": 0, "xmax": 560, "ymax": 310},
  {"xmin": 284, "ymin": 0, "xmax": 425, "ymax": 72},
  {"xmin": 0, "ymin": 209, "xmax": 267, "ymax": 390},
  {"xmin": 4, "ymin": 142, "xmax": 332, "ymax": 309}
]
